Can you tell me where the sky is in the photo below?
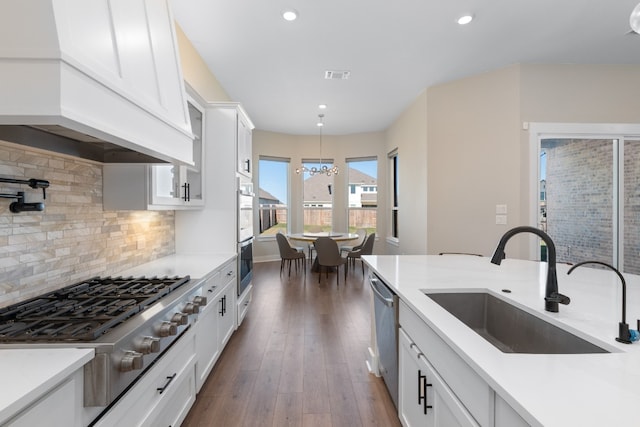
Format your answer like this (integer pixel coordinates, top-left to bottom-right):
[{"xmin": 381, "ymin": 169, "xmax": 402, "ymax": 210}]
[{"xmin": 259, "ymin": 159, "xmax": 377, "ymax": 203}]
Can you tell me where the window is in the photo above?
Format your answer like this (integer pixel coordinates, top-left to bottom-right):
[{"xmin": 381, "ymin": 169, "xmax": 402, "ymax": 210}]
[
  {"xmin": 389, "ymin": 150, "xmax": 399, "ymax": 239},
  {"xmin": 258, "ymin": 157, "xmax": 289, "ymax": 236},
  {"xmin": 346, "ymin": 157, "xmax": 377, "ymax": 234},
  {"xmin": 536, "ymin": 132, "xmax": 640, "ymax": 273},
  {"xmin": 302, "ymin": 160, "xmax": 334, "ymax": 232}
]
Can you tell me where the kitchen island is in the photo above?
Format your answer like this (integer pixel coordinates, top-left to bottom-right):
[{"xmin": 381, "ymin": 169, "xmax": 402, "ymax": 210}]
[{"xmin": 363, "ymin": 254, "xmax": 640, "ymax": 427}]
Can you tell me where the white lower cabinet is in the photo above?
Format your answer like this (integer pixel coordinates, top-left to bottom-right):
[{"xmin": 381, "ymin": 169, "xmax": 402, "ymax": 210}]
[
  {"xmin": 93, "ymin": 328, "xmax": 196, "ymax": 427},
  {"xmin": 399, "ymin": 301, "xmax": 531, "ymax": 427},
  {"xmin": 7, "ymin": 370, "xmax": 83, "ymax": 427},
  {"xmin": 399, "ymin": 328, "xmax": 479, "ymax": 427},
  {"xmin": 194, "ymin": 258, "xmax": 237, "ymax": 392},
  {"xmin": 494, "ymin": 395, "xmax": 530, "ymax": 427}
]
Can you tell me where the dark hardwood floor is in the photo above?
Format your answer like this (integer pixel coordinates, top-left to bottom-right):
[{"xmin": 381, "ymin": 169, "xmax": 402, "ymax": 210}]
[{"xmin": 182, "ymin": 259, "xmax": 401, "ymax": 427}]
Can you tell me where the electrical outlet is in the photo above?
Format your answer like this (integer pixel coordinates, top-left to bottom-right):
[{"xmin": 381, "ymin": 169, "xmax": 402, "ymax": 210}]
[
  {"xmin": 496, "ymin": 215, "xmax": 507, "ymax": 225},
  {"xmin": 496, "ymin": 204, "xmax": 507, "ymax": 214}
]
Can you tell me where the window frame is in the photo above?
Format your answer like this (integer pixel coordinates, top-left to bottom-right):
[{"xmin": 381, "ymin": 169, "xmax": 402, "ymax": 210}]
[
  {"xmin": 345, "ymin": 156, "xmax": 378, "ymax": 234},
  {"xmin": 528, "ymin": 123, "xmax": 640, "ymax": 267},
  {"xmin": 301, "ymin": 158, "xmax": 335, "ymax": 232},
  {"xmin": 388, "ymin": 150, "xmax": 399, "ymax": 241},
  {"xmin": 257, "ymin": 156, "xmax": 290, "ymax": 239}
]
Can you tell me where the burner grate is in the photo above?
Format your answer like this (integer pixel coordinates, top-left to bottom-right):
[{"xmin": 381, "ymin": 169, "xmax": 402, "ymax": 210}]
[{"xmin": 0, "ymin": 275, "xmax": 190, "ymax": 342}]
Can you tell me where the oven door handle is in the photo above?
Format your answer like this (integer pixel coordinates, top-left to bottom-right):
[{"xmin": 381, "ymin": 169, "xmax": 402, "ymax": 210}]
[{"xmin": 239, "ymin": 236, "xmax": 254, "ymax": 247}]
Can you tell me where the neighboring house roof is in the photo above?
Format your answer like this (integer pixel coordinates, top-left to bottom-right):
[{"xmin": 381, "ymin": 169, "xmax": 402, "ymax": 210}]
[
  {"xmin": 303, "ymin": 173, "xmax": 333, "ymax": 204},
  {"xmin": 303, "ymin": 169, "xmax": 378, "ymax": 204},
  {"xmin": 259, "ymin": 188, "xmax": 280, "ymax": 204},
  {"xmin": 348, "ymin": 169, "xmax": 377, "ymax": 186}
]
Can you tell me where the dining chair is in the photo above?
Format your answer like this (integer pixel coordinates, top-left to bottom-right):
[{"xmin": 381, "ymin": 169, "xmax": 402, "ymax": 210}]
[
  {"xmin": 347, "ymin": 232, "xmax": 376, "ymax": 276},
  {"xmin": 276, "ymin": 232, "xmax": 306, "ymax": 276},
  {"xmin": 314, "ymin": 237, "xmax": 348, "ymax": 285},
  {"xmin": 340, "ymin": 228, "xmax": 367, "ymax": 255}
]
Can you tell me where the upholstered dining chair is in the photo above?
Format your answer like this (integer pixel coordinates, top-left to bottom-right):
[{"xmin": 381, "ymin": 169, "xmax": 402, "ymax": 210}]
[
  {"xmin": 346, "ymin": 232, "xmax": 376, "ymax": 276},
  {"xmin": 339, "ymin": 228, "xmax": 367, "ymax": 255},
  {"xmin": 276, "ymin": 232, "xmax": 306, "ymax": 276},
  {"xmin": 313, "ymin": 237, "xmax": 348, "ymax": 285}
]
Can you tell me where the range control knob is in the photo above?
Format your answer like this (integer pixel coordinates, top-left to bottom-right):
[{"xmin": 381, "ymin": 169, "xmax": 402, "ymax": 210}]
[
  {"xmin": 193, "ymin": 295, "xmax": 207, "ymax": 307},
  {"xmin": 120, "ymin": 351, "xmax": 144, "ymax": 372},
  {"xmin": 138, "ymin": 336, "xmax": 161, "ymax": 354},
  {"xmin": 158, "ymin": 321, "xmax": 178, "ymax": 337},
  {"xmin": 183, "ymin": 302, "xmax": 199, "ymax": 315},
  {"xmin": 172, "ymin": 312, "xmax": 189, "ymax": 325}
]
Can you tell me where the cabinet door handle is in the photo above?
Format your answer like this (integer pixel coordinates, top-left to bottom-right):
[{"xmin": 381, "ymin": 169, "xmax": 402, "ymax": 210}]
[
  {"xmin": 244, "ymin": 159, "xmax": 251, "ymax": 173},
  {"xmin": 182, "ymin": 182, "xmax": 188, "ymax": 201},
  {"xmin": 418, "ymin": 369, "xmax": 433, "ymax": 414},
  {"xmin": 157, "ymin": 373, "xmax": 177, "ymax": 394},
  {"xmin": 219, "ymin": 297, "xmax": 224, "ymax": 315}
]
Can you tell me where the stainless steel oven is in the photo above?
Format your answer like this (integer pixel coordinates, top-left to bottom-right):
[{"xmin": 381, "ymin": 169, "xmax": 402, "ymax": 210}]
[
  {"xmin": 237, "ymin": 174, "xmax": 254, "ymax": 304},
  {"xmin": 238, "ymin": 175, "xmax": 254, "ymax": 243},
  {"xmin": 238, "ymin": 237, "xmax": 253, "ymax": 297}
]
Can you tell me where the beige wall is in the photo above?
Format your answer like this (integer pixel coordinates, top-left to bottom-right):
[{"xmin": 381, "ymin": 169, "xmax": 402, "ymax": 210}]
[
  {"xmin": 384, "ymin": 91, "xmax": 428, "ymax": 255},
  {"xmin": 426, "ymin": 65, "xmax": 521, "ymax": 256},
  {"xmin": 176, "ymin": 24, "xmax": 230, "ymax": 102},
  {"xmin": 412, "ymin": 63, "xmax": 640, "ymax": 259},
  {"xmin": 252, "ymin": 130, "xmax": 386, "ymax": 262}
]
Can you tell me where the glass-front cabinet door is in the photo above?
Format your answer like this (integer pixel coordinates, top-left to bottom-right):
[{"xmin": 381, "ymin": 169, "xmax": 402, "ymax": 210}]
[{"xmin": 149, "ymin": 91, "xmax": 205, "ymax": 207}]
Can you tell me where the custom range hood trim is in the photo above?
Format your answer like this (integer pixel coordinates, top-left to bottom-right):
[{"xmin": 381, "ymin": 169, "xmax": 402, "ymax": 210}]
[{"xmin": 0, "ymin": 0, "xmax": 194, "ymax": 165}]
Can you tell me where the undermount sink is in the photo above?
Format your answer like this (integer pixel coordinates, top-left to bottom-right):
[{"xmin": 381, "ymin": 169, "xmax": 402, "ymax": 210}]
[{"xmin": 424, "ymin": 291, "xmax": 609, "ymax": 354}]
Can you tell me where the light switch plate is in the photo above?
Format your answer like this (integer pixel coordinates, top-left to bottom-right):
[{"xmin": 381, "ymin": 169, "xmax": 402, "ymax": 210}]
[
  {"xmin": 496, "ymin": 215, "xmax": 507, "ymax": 225},
  {"xmin": 496, "ymin": 204, "xmax": 507, "ymax": 214}
]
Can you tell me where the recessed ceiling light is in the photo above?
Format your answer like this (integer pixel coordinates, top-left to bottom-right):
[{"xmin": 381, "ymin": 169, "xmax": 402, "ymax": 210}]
[
  {"xmin": 282, "ymin": 9, "xmax": 298, "ymax": 21},
  {"xmin": 457, "ymin": 14, "xmax": 473, "ymax": 25},
  {"xmin": 318, "ymin": 104, "xmax": 327, "ymax": 109}
]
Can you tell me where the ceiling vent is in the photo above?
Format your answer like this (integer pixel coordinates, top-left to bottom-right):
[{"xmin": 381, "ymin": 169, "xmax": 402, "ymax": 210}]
[{"xmin": 324, "ymin": 70, "xmax": 351, "ymax": 80}]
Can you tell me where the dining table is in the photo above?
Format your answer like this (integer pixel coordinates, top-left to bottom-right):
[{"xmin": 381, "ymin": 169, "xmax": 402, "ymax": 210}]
[{"xmin": 287, "ymin": 232, "xmax": 360, "ymax": 272}]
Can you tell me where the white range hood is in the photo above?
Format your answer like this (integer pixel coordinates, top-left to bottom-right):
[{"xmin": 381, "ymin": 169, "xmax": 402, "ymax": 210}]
[{"xmin": 0, "ymin": 0, "xmax": 193, "ymax": 164}]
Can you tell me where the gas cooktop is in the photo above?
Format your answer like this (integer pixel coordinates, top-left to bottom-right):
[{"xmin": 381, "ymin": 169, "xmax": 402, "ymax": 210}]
[{"xmin": 0, "ymin": 275, "xmax": 190, "ymax": 342}]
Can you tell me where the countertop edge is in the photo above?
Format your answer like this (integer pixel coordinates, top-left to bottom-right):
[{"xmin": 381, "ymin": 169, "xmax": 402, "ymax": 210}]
[{"xmin": 0, "ymin": 348, "xmax": 94, "ymax": 425}]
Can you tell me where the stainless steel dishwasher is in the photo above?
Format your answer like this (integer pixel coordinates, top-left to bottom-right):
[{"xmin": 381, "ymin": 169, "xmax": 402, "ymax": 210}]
[{"xmin": 369, "ymin": 273, "xmax": 399, "ymax": 408}]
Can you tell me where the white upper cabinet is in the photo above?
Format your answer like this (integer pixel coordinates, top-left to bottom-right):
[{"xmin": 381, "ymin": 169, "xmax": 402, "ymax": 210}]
[
  {"xmin": 0, "ymin": 0, "xmax": 193, "ymax": 164},
  {"xmin": 103, "ymin": 87, "xmax": 205, "ymax": 210},
  {"xmin": 237, "ymin": 113, "xmax": 253, "ymax": 177}
]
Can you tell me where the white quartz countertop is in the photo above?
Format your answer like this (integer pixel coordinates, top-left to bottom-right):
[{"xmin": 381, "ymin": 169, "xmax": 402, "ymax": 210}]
[
  {"xmin": 363, "ymin": 254, "xmax": 640, "ymax": 427},
  {"xmin": 0, "ymin": 348, "xmax": 94, "ymax": 424},
  {"xmin": 118, "ymin": 252, "xmax": 236, "ymax": 280}
]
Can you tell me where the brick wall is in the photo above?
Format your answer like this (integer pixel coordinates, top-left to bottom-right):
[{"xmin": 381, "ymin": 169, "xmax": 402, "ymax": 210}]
[
  {"xmin": 624, "ymin": 140, "xmax": 640, "ymax": 274},
  {"xmin": 545, "ymin": 138, "xmax": 640, "ymax": 274},
  {"xmin": 544, "ymin": 138, "xmax": 613, "ymax": 264},
  {"xmin": 0, "ymin": 141, "xmax": 174, "ymax": 307}
]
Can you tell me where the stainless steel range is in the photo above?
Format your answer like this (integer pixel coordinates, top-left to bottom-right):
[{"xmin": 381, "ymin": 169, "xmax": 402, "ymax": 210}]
[{"xmin": 0, "ymin": 275, "xmax": 206, "ymax": 409}]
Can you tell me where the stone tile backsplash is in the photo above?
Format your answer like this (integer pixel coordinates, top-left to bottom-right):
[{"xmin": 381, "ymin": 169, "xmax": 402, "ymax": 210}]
[{"xmin": 0, "ymin": 140, "xmax": 175, "ymax": 307}]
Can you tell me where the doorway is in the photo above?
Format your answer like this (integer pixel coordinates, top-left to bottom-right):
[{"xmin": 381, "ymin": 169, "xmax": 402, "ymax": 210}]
[{"xmin": 531, "ymin": 123, "xmax": 640, "ymax": 274}]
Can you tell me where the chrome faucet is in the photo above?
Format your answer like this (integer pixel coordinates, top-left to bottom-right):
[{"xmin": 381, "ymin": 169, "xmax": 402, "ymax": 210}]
[
  {"xmin": 490, "ymin": 226, "xmax": 570, "ymax": 313},
  {"xmin": 567, "ymin": 261, "xmax": 636, "ymax": 344}
]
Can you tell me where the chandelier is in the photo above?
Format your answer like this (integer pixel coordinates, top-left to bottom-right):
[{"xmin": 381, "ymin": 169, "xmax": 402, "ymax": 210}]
[
  {"xmin": 632, "ymin": 2, "xmax": 640, "ymax": 34},
  {"xmin": 295, "ymin": 114, "xmax": 339, "ymax": 176}
]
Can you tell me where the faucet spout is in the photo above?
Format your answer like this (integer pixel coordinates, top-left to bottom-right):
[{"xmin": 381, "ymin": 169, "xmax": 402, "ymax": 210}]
[{"xmin": 491, "ymin": 226, "xmax": 569, "ymax": 313}]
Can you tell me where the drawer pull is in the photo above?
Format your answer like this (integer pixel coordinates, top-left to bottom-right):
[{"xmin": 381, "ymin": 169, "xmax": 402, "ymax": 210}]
[
  {"xmin": 157, "ymin": 373, "xmax": 177, "ymax": 394},
  {"xmin": 418, "ymin": 369, "xmax": 433, "ymax": 414}
]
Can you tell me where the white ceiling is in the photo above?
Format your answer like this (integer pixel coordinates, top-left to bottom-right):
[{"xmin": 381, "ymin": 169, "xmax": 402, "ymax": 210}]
[{"xmin": 171, "ymin": 0, "xmax": 640, "ymax": 136}]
